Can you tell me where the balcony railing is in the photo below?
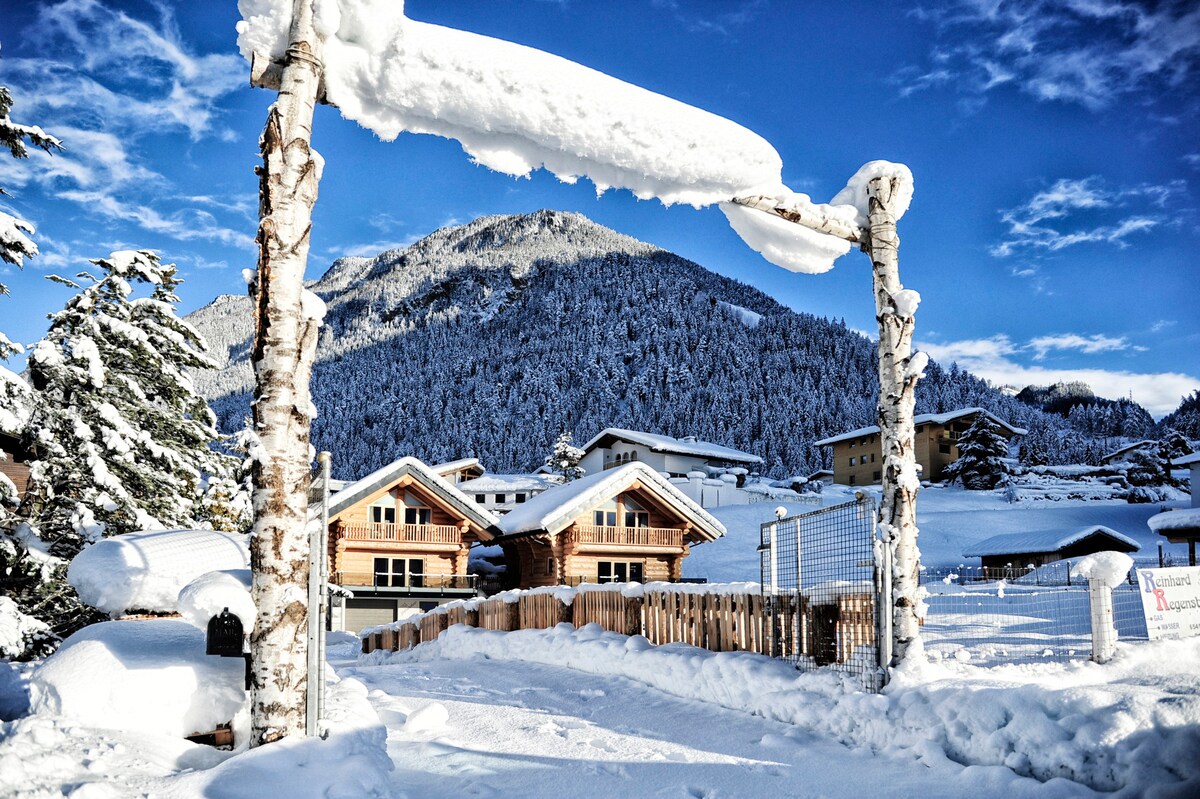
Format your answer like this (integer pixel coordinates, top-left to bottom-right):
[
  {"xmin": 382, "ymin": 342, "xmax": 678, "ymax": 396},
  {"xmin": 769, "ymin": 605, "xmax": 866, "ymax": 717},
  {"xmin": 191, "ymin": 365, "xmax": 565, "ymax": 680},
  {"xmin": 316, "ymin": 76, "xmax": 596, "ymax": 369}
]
[
  {"xmin": 341, "ymin": 523, "xmax": 461, "ymax": 544},
  {"xmin": 333, "ymin": 572, "xmax": 477, "ymax": 590},
  {"xmin": 572, "ymin": 524, "xmax": 683, "ymax": 548}
]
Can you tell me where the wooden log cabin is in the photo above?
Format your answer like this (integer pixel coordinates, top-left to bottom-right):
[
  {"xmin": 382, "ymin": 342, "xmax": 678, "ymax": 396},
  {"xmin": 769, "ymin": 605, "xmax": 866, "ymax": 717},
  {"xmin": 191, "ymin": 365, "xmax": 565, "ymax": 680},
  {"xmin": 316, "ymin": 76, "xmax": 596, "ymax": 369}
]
[
  {"xmin": 493, "ymin": 462, "xmax": 725, "ymax": 589},
  {"xmin": 324, "ymin": 456, "xmax": 499, "ymax": 633}
]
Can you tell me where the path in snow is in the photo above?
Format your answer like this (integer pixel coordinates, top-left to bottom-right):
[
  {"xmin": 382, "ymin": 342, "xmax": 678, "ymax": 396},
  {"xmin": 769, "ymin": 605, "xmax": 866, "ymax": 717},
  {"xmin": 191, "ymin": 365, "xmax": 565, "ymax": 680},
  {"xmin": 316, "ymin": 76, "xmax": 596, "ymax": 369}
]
[{"xmin": 336, "ymin": 656, "xmax": 1094, "ymax": 799}]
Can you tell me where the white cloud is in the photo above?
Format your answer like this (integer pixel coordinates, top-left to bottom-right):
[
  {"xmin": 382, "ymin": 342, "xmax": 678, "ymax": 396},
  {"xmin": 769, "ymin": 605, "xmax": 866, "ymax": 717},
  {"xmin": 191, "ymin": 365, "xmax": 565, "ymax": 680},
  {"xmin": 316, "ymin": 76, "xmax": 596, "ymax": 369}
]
[
  {"xmin": 1028, "ymin": 333, "xmax": 1137, "ymax": 359},
  {"xmin": 918, "ymin": 334, "xmax": 1198, "ymax": 416},
  {"xmin": 329, "ymin": 237, "xmax": 421, "ymax": 259},
  {"xmin": 901, "ymin": 0, "xmax": 1200, "ymax": 113},
  {"xmin": 57, "ymin": 190, "xmax": 254, "ymax": 249},
  {"xmin": 993, "ymin": 176, "xmax": 1183, "ymax": 257}
]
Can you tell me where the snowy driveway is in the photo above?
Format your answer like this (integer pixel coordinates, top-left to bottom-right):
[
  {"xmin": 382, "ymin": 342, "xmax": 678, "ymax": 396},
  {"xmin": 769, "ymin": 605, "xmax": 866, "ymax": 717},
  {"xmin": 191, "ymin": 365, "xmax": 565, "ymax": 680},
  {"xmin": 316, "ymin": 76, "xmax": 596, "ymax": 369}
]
[{"xmin": 337, "ymin": 656, "xmax": 1094, "ymax": 799}]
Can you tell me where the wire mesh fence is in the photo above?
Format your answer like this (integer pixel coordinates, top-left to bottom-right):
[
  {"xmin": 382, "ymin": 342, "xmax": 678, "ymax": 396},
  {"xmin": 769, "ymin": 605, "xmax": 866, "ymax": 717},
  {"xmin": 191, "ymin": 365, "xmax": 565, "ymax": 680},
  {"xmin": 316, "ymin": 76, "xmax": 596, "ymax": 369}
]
[
  {"xmin": 760, "ymin": 495, "xmax": 883, "ymax": 690},
  {"xmin": 920, "ymin": 562, "xmax": 1149, "ymax": 666}
]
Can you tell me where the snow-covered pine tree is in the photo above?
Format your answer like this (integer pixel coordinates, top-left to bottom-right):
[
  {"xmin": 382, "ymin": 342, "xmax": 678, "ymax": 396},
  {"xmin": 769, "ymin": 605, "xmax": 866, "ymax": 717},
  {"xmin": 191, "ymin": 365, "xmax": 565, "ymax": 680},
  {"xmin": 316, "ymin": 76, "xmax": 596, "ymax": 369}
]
[
  {"xmin": 1, "ymin": 85, "xmax": 62, "ymax": 358},
  {"xmin": 944, "ymin": 413, "xmax": 1011, "ymax": 490},
  {"xmin": 19, "ymin": 251, "xmax": 233, "ymax": 558},
  {"xmin": 544, "ymin": 431, "xmax": 585, "ymax": 481}
]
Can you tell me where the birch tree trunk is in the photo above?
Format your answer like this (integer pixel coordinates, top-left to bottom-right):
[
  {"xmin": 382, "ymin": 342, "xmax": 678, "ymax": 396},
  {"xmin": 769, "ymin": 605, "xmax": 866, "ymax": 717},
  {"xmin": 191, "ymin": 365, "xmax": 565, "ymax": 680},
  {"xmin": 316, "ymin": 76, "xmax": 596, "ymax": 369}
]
[
  {"xmin": 248, "ymin": 0, "xmax": 324, "ymax": 746},
  {"xmin": 866, "ymin": 174, "xmax": 923, "ymax": 664}
]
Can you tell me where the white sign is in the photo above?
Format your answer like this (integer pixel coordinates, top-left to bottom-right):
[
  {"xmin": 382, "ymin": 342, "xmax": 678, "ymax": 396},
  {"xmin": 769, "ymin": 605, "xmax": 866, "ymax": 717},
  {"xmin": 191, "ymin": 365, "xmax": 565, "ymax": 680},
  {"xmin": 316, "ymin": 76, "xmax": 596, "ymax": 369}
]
[{"xmin": 1136, "ymin": 566, "xmax": 1200, "ymax": 640}]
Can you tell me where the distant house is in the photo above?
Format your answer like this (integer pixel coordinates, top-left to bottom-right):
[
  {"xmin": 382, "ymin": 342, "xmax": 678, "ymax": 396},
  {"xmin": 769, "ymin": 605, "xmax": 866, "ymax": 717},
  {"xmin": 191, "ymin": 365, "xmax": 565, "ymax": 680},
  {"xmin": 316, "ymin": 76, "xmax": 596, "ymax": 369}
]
[
  {"xmin": 814, "ymin": 408, "xmax": 1027, "ymax": 486},
  {"xmin": 493, "ymin": 462, "xmax": 725, "ymax": 588},
  {"xmin": 806, "ymin": 469, "xmax": 835, "ymax": 486},
  {"xmin": 431, "ymin": 457, "xmax": 486, "ymax": 485},
  {"xmin": 457, "ymin": 472, "xmax": 560, "ymax": 516},
  {"xmin": 577, "ymin": 428, "xmax": 761, "ymax": 479},
  {"xmin": 0, "ymin": 431, "xmax": 32, "ymax": 503},
  {"xmin": 324, "ymin": 457, "xmax": 498, "ymax": 633},
  {"xmin": 963, "ymin": 525, "xmax": 1140, "ymax": 572},
  {"xmin": 1100, "ymin": 440, "xmax": 1157, "ymax": 465}
]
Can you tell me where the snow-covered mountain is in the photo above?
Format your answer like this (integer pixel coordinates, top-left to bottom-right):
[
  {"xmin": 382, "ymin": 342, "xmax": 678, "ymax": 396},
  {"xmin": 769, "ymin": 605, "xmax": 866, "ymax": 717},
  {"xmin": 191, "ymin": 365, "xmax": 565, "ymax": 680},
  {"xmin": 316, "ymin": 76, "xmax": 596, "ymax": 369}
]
[{"xmin": 189, "ymin": 210, "xmax": 1073, "ymax": 480}]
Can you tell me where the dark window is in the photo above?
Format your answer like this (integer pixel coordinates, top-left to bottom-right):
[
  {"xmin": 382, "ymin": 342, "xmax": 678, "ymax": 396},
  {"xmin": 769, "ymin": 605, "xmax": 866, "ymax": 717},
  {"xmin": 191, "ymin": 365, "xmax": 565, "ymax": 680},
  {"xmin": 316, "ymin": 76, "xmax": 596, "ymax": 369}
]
[
  {"xmin": 848, "ymin": 457, "xmax": 855, "ymax": 466},
  {"xmin": 495, "ymin": 493, "xmax": 507, "ymax": 504},
  {"xmin": 624, "ymin": 510, "xmax": 650, "ymax": 528},
  {"xmin": 594, "ymin": 510, "xmax": 618, "ymax": 526},
  {"xmin": 408, "ymin": 558, "xmax": 423, "ymax": 588},
  {"xmin": 404, "ymin": 507, "xmax": 431, "ymax": 525},
  {"xmin": 870, "ymin": 453, "xmax": 876, "ymax": 463},
  {"xmin": 514, "ymin": 493, "xmax": 526, "ymax": 503},
  {"xmin": 371, "ymin": 505, "xmax": 396, "ymax": 524},
  {"xmin": 546, "ymin": 557, "xmax": 554, "ymax": 575},
  {"xmin": 599, "ymin": 560, "xmax": 643, "ymax": 584},
  {"xmin": 848, "ymin": 475, "xmax": 857, "ymax": 485},
  {"xmin": 419, "ymin": 601, "xmax": 438, "ymax": 612},
  {"xmin": 873, "ymin": 471, "xmax": 881, "ymax": 481},
  {"xmin": 373, "ymin": 557, "xmax": 423, "ymax": 587},
  {"xmin": 939, "ymin": 442, "xmax": 952, "ymax": 454},
  {"xmin": 475, "ymin": 494, "xmax": 486, "ymax": 503}
]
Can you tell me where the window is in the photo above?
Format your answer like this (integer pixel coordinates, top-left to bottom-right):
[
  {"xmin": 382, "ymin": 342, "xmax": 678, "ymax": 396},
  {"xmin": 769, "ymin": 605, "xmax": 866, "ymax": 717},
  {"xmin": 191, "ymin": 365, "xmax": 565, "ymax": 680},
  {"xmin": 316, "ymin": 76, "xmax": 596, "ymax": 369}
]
[
  {"xmin": 873, "ymin": 471, "xmax": 881, "ymax": 481},
  {"xmin": 870, "ymin": 453, "xmax": 876, "ymax": 463},
  {"xmin": 848, "ymin": 475, "xmax": 856, "ymax": 485},
  {"xmin": 916, "ymin": 425, "xmax": 924, "ymax": 433},
  {"xmin": 373, "ymin": 557, "xmax": 423, "ymax": 588},
  {"xmin": 630, "ymin": 450, "xmax": 639, "ymax": 461},
  {"xmin": 939, "ymin": 442, "xmax": 952, "ymax": 454},
  {"xmin": 848, "ymin": 456, "xmax": 856, "ymax": 467},
  {"xmin": 598, "ymin": 561, "xmax": 644, "ymax": 584},
  {"xmin": 849, "ymin": 440, "xmax": 855, "ymax": 448},
  {"xmin": 546, "ymin": 557, "xmax": 554, "ymax": 575},
  {"xmin": 624, "ymin": 510, "xmax": 650, "ymax": 527},
  {"xmin": 593, "ymin": 510, "xmax": 618, "ymax": 526},
  {"xmin": 495, "ymin": 493, "xmax": 507, "ymax": 504},
  {"xmin": 370, "ymin": 505, "xmax": 396, "ymax": 524},
  {"xmin": 403, "ymin": 506, "xmax": 431, "ymax": 525},
  {"xmin": 475, "ymin": 494, "xmax": 486, "ymax": 504},
  {"xmin": 514, "ymin": 493, "xmax": 526, "ymax": 504}
]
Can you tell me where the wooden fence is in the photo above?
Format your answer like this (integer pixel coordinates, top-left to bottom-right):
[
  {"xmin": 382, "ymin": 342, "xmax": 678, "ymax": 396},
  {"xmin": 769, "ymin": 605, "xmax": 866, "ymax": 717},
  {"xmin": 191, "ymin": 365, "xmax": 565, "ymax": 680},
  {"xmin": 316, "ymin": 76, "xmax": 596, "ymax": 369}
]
[{"xmin": 361, "ymin": 587, "xmax": 876, "ymax": 667}]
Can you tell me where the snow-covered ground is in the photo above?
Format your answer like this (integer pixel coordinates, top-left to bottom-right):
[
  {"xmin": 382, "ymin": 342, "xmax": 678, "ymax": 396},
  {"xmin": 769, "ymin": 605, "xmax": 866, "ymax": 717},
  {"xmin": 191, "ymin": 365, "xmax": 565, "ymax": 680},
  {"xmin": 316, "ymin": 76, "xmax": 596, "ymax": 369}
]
[
  {"xmin": 686, "ymin": 482, "xmax": 1188, "ymax": 582},
  {"xmin": 3, "ymin": 623, "xmax": 1196, "ymax": 797}
]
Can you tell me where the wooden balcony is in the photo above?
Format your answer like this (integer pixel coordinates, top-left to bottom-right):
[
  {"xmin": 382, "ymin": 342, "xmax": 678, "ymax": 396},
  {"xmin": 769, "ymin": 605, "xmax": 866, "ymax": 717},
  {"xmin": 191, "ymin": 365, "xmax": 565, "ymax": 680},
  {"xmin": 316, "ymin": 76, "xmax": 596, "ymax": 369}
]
[
  {"xmin": 333, "ymin": 571, "xmax": 477, "ymax": 590},
  {"xmin": 572, "ymin": 524, "xmax": 683, "ymax": 548},
  {"xmin": 340, "ymin": 523, "xmax": 462, "ymax": 545}
]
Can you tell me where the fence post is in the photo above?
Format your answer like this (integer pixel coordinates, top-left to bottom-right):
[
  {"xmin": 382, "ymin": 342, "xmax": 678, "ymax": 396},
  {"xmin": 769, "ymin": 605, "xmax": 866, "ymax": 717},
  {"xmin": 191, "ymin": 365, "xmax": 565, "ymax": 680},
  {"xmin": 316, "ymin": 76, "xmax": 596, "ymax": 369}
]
[{"xmin": 1087, "ymin": 578, "xmax": 1117, "ymax": 664}]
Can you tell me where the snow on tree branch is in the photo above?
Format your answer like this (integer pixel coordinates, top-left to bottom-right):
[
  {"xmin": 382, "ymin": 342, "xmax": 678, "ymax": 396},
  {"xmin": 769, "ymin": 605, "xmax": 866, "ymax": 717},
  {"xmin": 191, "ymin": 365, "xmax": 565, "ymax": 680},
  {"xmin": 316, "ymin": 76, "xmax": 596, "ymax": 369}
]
[{"xmin": 236, "ymin": 2, "xmax": 914, "ymax": 274}]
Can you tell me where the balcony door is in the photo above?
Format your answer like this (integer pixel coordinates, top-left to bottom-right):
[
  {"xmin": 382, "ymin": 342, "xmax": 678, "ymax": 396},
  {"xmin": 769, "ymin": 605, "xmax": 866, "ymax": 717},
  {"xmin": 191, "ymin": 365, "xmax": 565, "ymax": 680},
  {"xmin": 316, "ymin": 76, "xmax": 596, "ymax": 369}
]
[
  {"xmin": 373, "ymin": 557, "xmax": 425, "ymax": 588},
  {"xmin": 597, "ymin": 560, "xmax": 644, "ymax": 584}
]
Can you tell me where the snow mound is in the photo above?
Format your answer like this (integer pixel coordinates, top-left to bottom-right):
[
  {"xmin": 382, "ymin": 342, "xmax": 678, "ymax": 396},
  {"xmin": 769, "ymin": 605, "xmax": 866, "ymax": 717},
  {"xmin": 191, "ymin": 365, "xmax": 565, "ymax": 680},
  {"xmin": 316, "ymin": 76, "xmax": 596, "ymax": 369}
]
[
  {"xmin": 177, "ymin": 569, "xmax": 255, "ymax": 631},
  {"xmin": 67, "ymin": 529, "xmax": 249, "ymax": 616},
  {"xmin": 1074, "ymin": 551, "xmax": 1134, "ymax": 587},
  {"xmin": 402, "ymin": 701, "xmax": 448, "ymax": 733},
  {"xmin": 29, "ymin": 620, "xmax": 246, "ymax": 737}
]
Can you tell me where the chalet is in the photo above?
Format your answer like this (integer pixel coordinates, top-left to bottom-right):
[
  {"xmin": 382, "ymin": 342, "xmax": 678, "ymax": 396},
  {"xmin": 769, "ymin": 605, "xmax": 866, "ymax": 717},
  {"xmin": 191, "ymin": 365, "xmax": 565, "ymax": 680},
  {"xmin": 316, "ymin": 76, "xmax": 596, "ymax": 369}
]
[
  {"xmin": 0, "ymin": 432, "xmax": 32, "ymax": 503},
  {"xmin": 457, "ymin": 472, "xmax": 560, "ymax": 516},
  {"xmin": 577, "ymin": 428, "xmax": 761, "ymax": 479},
  {"xmin": 963, "ymin": 525, "xmax": 1140, "ymax": 572},
  {"xmin": 324, "ymin": 456, "xmax": 499, "ymax": 633},
  {"xmin": 814, "ymin": 408, "xmax": 1026, "ymax": 486},
  {"xmin": 1147, "ymin": 452, "xmax": 1200, "ymax": 565},
  {"xmin": 1100, "ymin": 440, "xmax": 1157, "ymax": 465},
  {"xmin": 493, "ymin": 461, "xmax": 725, "ymax": 588}
]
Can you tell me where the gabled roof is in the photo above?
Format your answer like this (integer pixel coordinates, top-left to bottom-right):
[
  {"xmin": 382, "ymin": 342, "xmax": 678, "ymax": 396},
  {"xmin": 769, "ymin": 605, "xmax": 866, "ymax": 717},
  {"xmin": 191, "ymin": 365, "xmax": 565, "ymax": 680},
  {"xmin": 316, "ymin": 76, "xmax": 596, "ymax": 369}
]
[
  {"xmin": 580, "ymin": 428, "xmax": 762, "ymax": 464},
  {"xmin": 327, "ymin": 456, "xmax": 498, "ymax": 534},
  {"xmin": 1101, "ymin": 440, "xmax": 1156, "ymax": 462},
  {"xmin": 431, "ymin": 457, "xmax": 483, "ymax": 476},
  {"xmin": 458, "ymin": 473, "xmax": 559, "ymax": 493},
  {"xmin": 496, "ymin": 462, "xmax": 726, "ymax": 542},
  {"xmin": 963, "ymin": 525, "xmax": 1139, "ymax": 558},
  {"xmin": 814, "ymin": 408, "xmax": 1028, "ymax": 447}
]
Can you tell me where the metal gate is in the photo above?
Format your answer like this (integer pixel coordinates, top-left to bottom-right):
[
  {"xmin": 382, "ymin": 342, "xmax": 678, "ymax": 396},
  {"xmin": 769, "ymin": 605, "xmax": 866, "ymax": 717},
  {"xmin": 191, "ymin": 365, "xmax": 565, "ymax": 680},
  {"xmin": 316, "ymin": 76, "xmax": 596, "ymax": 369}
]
[{"xmin": 759, "ymin": 494, "xmax": 888, "ymax": 691}]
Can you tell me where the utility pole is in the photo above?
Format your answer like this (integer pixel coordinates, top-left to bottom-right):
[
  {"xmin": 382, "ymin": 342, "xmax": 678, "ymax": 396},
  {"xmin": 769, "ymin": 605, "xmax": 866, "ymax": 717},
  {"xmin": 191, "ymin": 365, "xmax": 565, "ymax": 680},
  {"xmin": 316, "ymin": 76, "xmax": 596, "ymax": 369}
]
[{"xmin": 246, "ymin": 0, "xmax": 326, "ymax": 746}]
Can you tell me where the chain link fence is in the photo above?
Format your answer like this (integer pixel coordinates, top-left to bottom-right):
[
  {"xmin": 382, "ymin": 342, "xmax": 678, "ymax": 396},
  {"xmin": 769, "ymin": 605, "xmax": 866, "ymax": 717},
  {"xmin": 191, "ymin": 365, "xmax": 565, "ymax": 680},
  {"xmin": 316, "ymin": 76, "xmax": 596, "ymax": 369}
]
[{"xmin": 760, "ymin": 495, "xmax": 884, "ymax": 690}]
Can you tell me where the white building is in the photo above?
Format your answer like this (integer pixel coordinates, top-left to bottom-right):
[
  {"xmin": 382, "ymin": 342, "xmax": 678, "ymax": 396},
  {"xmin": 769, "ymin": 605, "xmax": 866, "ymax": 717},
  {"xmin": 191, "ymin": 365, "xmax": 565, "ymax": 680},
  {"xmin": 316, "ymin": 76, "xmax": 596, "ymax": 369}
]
[{"xmin": 457, "ymin": 472, "xmax": 561, "ymax": 515}]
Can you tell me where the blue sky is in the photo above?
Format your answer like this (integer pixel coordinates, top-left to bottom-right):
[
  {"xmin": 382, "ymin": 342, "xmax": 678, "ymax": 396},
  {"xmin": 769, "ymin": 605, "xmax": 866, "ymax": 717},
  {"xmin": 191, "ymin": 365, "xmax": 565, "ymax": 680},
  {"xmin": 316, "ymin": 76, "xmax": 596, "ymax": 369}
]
[{"xmin": 1, "ymin": 0, "xmax": 1197, "ymax": 415}]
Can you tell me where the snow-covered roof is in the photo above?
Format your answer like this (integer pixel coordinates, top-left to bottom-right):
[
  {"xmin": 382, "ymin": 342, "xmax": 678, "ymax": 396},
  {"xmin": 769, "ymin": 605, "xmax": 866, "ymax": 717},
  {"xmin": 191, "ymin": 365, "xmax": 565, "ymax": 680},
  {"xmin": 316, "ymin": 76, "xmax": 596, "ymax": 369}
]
[
  {"xmin": 814, "ymin": 408, "xmax": 1028, "ymax": 447},
  {"xmin": 496, "ymin": 462, "xmax": 725, "ymax": 542},
  {"xmin": 458, "ymin": 473, "xmax": 559, "ymax": 494},
  {"xmin": 1101, "ymin": 440, "xmax": 1157, "ymax": 462},
  {"xmin": 962, "ymin": 525, "xmax": 1139, "ymax": 558},
  {"xmin": 581, "ymin": 428, "xmax": 762, "ymax": 464},
  {"xmin": 431, "ymin": 457, "xmax": 482, "ymax": 476},
  {"xmin": 1147, "ymin": 508, "xmax": 1200, "ymax": 535},
  {"xmin": 1171, "ymin": 452, "xmax": 1200, "ymax": 467},
  {"xmin": 327, "ymin": 456, "xmax": 498, "ymax": 534},
  {"xmin": 66, "ymin": 529, "xmax": 250, "ymax": 616}
]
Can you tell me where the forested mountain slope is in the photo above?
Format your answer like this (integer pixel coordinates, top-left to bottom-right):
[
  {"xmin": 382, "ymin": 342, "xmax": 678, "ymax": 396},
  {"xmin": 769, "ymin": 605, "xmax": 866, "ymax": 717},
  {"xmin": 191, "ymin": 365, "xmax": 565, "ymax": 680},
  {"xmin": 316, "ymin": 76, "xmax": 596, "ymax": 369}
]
[{"xmin": 190, "ymin": 210, "xmax": 1088, "ymax": 479}]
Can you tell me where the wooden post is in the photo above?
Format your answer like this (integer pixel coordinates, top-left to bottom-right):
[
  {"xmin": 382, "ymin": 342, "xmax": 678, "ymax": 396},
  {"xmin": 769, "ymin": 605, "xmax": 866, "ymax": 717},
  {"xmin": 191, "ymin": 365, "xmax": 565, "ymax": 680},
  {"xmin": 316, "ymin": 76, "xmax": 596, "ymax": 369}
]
[
  {"xmin": 866, "ymin": 174, "xmax": 922, "ymax": 665},
  {"xmin": 247, "ymin": 0, "xmax": 326, "ymax": 746}
]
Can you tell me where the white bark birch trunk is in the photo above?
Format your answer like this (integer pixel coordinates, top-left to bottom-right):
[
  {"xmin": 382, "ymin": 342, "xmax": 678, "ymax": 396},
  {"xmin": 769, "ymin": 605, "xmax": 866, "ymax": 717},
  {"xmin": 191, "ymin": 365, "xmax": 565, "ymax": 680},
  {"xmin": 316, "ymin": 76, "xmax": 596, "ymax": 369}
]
[
  {"xmin": 248, "ymin": 0, "xmax": 324, "ymax": 746},
  {"xmin": 866, "ymin": 175, "xmax": 923, "ymax": 664}
]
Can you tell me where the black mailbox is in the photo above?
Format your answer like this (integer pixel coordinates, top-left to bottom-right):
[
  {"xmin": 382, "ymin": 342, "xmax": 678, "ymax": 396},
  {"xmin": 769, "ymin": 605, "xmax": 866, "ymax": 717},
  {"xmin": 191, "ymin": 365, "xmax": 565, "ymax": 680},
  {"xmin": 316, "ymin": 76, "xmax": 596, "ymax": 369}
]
[{"xmin": 206, "ymin": 608, "xmax": 244, "ymax": 657}]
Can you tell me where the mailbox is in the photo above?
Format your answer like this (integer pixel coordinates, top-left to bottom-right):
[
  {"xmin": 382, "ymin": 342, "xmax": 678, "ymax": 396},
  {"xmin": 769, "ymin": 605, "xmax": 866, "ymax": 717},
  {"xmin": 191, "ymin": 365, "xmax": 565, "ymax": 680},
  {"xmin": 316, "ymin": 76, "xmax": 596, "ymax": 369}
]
[{"xmin": 206, "ymin": 608, "xmax": 244, "ymax": 657}]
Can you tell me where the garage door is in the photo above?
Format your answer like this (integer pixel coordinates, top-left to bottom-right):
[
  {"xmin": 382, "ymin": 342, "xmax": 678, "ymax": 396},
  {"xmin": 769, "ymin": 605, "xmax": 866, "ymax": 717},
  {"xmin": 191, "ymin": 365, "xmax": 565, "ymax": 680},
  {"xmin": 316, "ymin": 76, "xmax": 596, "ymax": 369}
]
[{"xmin": 343, "ymin": 598, "xmax": 397, "ymax": 634}]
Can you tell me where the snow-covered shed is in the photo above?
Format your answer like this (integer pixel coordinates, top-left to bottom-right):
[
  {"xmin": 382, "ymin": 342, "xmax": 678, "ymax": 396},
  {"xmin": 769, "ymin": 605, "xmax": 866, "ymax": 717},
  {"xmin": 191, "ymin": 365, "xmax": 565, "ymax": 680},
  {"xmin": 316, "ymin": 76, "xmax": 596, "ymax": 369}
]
[
  {"xmin": 814, "ymin": 408, "xmax": 1026, "ymax": 486},
  {"xmin": 577, "ymin": 428, "xmax": 762, "ymax": 479},
  {"xmin": 492, "ymin": 462, "xmax": 725, "ymax": 588},
  {"xmin": 962, "ymin": 525, "xmax": 1139, "ymax": 571},
  {"xmin": 325, "ymin": 456, "xmax": 499, "ymax": 633},
  {"xmin": 1100, "ymin": 440, "xmax": 1157, "ymax": 465}
]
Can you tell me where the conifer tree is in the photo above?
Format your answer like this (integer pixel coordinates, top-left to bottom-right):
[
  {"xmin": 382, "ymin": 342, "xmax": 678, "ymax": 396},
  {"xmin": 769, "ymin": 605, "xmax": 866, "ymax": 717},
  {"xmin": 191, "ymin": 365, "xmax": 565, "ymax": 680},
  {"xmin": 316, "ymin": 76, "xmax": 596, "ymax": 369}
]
[
  {"xmin": 944, "ymin": 413, "xmax": 1011, "ymax": 490},
  {"xmin": 545, "ymin": 431, "xmax": 585, "ymax": 481},
  {"xmin": 19, "ymin": 251, "xmax": 233, "ymax": 558}
]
